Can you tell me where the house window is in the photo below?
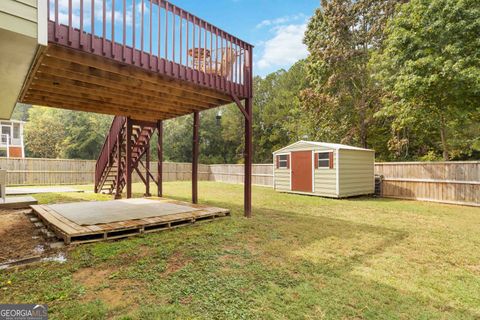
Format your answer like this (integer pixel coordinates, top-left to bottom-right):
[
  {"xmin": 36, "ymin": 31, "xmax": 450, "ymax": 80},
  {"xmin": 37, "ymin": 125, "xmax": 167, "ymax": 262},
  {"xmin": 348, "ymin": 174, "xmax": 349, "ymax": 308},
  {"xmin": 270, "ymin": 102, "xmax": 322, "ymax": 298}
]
[
  {"xmin": 13, "ymin": 123, "xmax": 20, "ymax": 139},
  {"xmin": 278, "ymin": 155, "xmax": 288, "ymax": 169},
  {"xmin": 317, "ymin": 152, "xmax": 330, "ymax": 168}
]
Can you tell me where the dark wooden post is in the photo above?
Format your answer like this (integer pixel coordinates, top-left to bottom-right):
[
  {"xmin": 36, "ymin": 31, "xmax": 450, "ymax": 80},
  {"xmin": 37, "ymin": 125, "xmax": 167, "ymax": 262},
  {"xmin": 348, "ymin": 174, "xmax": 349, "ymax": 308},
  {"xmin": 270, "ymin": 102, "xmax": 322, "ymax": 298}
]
[
  {"xmin": 157, "ymin": 120, "xmax": 163, "ymax": 197},
  {"xmin": 126, "ymin": 117, "xmax": 133, "ymax": 198},
  {"xmin": 192, "ymin": 111, "xmax": 200, "ymax": 204},
  {"xmin": 244, "ymin": 98, "xmax": 252, "ymax": 217},
  {"xmin": 144, "ymin": 143, "xmax": 151, "ymax": 197}
]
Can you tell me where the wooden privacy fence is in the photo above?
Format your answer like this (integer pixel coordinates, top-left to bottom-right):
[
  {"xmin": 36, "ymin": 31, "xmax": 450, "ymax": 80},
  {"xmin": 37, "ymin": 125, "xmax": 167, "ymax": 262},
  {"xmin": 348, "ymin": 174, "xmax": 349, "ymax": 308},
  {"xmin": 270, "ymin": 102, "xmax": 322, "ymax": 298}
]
[
  {"xmin": 0, "ymin": 158, "xmax": 95, "ymax": 186},
  {"xmin": 209, "ymin": 164, "xmax": 273, "ymax": 186},
  {"xmin": 0, "ymin": 158, "xmax": 209, "ymax": 186},
  {"xmin": 1, "ymin": 158, "xmax": 478, "ymax": 207},
  {"xmin": 375, "ymin": 162, "xmax": 479, "ymax": 207},
  {"xmin": 209, "ymin": 162, "xmax": 479, "ymax": 207}
]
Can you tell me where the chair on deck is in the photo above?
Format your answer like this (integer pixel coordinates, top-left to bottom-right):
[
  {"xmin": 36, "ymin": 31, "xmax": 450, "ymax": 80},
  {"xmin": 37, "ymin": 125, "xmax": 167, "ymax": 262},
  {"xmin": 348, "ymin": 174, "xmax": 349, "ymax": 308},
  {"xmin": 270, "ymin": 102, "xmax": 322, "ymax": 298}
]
[{"xmin": 189, "ymin": 48, "xmax": 240, "ymax": 80}]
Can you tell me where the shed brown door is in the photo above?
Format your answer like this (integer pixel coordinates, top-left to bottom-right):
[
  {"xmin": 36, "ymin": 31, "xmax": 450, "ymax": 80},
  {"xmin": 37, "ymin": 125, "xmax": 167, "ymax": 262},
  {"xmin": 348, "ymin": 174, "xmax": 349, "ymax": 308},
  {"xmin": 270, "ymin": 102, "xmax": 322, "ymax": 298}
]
[{"xmin": 291, "ymin": 151, "xmax": 312, "ymax": 192}]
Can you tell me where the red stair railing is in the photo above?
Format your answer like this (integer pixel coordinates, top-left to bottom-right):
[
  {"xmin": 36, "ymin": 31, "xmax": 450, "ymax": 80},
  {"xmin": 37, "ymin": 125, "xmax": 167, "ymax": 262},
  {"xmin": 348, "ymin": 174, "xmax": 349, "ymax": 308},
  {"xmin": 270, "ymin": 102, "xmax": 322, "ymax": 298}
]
[{"xmin": 95, "ymin": 115, "xmax": 126, "ymax": 192}]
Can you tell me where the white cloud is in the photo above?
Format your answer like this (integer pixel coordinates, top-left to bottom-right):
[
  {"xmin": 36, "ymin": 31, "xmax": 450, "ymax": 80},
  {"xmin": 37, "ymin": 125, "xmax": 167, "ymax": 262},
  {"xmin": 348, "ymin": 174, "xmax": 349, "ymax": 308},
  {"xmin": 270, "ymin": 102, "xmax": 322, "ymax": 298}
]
[
  {"xmin": 255, "ymin": 14, "xmax": 305, "ymax": 29},
  {"xmin": 52, "ymin": 0, "xmax": 135, "ymax": 29},
  {"xmin": 257, "ymin": 23, "xmax": 308, "ymax": 70}
]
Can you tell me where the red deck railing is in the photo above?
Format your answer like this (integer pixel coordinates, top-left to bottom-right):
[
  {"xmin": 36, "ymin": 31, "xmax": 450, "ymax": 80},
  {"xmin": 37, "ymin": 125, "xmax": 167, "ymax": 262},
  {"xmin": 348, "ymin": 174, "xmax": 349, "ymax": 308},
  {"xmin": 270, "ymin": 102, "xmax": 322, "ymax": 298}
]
[
  {"xmin": 48, "ymin": 0, "xmax": 253, "ymax": 98},
  {"xmin": 94, "ymin": 115, "xmax": 126, "ymax": 192}
]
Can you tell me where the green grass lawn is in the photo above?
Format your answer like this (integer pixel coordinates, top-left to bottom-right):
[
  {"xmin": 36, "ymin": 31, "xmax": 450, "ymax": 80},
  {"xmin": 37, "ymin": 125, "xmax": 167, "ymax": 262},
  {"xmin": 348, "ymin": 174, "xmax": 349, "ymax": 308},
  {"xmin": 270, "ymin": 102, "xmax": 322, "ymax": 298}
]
[{"xmin": 1, "ymin": 181, "xmax": 479, "ymax": 319}]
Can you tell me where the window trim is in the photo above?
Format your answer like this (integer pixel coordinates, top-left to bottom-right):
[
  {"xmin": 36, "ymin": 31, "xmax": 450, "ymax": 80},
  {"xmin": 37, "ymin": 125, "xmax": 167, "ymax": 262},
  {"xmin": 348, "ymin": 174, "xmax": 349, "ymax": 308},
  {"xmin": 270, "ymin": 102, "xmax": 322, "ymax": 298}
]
[
  {"xmin": 315, "ymin": 151, "xmax": 333, "ymax": 170},
  {"xmin": 278, "ymin": 154, "xmax": 289, "ymax": 169}
]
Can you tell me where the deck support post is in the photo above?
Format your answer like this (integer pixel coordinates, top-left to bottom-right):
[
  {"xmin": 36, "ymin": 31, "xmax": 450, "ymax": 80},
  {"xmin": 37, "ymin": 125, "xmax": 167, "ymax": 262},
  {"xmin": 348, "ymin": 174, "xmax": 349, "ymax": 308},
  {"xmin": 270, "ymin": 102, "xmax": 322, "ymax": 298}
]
[
  {"xmin": 192, "ymin": 111, "xmax": 200, "ymax": 204},
  {"xmin": 157, "ymin": 120, "xmax": 163, "ymax": 197},
  {"xmin": 144, "ymin": 144, "xmax": 151, "ymax": 197},
  {"xmin": 114, "ymin": 130, "xmax": 122, "ymax": 199},
  {"xmin": 126, "ymin": 117, "xmax": 133, "ymax": 199},
  {"xmin": 244, "ymin": 98, "xmax": 253, "ymax": 218},
  {"xmin": 233, "ymin": 95, "xmax": 253, "ymax": 218}
]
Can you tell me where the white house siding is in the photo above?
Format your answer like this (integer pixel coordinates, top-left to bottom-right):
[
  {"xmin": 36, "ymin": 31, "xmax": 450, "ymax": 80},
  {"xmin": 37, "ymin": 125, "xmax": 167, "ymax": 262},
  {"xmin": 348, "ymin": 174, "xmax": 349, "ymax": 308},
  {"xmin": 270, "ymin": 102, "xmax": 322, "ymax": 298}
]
[
  {"xmin": 0, "ymin": 0, "xmax": 44, "ymax": 119},
  {"xmin": 338, "ymin": 149, "xmax": 375, "ymax": 197},
  {"xmin": 0, "ymin": 0, "xmax": 38, "ymax": 38}
]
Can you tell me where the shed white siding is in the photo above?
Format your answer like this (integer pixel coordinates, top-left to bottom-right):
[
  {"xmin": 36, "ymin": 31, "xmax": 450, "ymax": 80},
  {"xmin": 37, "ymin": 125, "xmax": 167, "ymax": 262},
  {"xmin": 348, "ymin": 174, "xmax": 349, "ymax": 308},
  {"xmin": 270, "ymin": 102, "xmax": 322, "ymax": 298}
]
[
  {"xmin": 273, "ymin": 142, "xmax": 338, "ymax": 197},
  {"xmin": 273, "ymin": 141, "xmax": 374, "ymax": 199},
  {"xmin": 338, "ymin": 149, "xmax": 375, "ymax": 197},
  {"xmin": 274, "ymin": 167, "xmax": 290, "ymax": 192}
]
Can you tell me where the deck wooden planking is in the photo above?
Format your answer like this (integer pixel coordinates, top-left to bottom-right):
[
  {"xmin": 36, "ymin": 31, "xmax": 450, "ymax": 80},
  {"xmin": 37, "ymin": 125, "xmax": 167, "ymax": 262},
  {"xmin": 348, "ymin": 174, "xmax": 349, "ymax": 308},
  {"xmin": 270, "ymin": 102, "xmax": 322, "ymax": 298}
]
[{"xmin": 31, "ymin": 198, "xmax": 230, "ymax": 244}]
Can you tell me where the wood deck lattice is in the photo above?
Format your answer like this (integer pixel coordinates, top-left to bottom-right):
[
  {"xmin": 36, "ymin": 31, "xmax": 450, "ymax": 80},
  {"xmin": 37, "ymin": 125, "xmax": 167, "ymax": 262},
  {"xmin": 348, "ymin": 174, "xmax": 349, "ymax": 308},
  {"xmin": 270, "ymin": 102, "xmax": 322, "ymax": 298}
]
[{"xmin": 31, "ymin": 198, "xmax": 230, "ymax": 244}]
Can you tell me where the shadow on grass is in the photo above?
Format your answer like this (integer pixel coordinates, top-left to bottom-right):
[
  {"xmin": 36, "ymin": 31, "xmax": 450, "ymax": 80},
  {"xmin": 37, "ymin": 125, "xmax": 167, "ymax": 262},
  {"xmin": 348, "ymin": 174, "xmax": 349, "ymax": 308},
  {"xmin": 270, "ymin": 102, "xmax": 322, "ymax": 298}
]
[
  {"xmin": 11, "ymin": 186, "xmax": 477, "ymax": 319},
  {"xmin": 164, "ymin": 198, "xmax": 478, "ymax": 319}
]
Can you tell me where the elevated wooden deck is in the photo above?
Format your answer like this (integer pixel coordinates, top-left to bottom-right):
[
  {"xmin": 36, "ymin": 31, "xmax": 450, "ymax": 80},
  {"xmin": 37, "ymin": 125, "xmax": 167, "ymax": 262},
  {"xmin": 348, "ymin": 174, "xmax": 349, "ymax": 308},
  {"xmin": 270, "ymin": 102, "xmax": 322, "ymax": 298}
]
[
  {"xmin": 19, "ymin": 0, "xmax": 253, "ymax": 121},
  {"xmin": 31, "ymin": 198, "xmax": 230, "ymax": 244},
  {"xmin": 15, "ymin": 0, "xmax": 254, "ymax": 217}
]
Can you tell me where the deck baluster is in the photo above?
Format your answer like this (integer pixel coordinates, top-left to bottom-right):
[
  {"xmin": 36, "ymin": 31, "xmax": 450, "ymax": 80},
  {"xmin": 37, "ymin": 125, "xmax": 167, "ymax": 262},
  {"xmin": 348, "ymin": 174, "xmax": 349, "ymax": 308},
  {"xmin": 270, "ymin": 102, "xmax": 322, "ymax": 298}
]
[
  {"xmin": 157, "ymin": 0, "xmax": 161, "ymax": 71},
  {"xmin": 180, "ymin": 10, "xmax": 183, "ymax": 67},
  {"xmin": 132, "ymin": 0, "xmax": 136, "ymax": 63},
  {"xmin": 111, "ymin": 0, "xmax": 115, "ymax": 57},
  {"xmin": 80, "ymin": 0, "xmax": 83, "ymax": 47},
  {"xmin": 54, "ymin": 0, "xmax": 58, "ymax": 41},
  {"xmin": 141, "ymin": 0, "xmax": 144, "ymax": 66},
  {"xmin": 102, "ymin": 0, "xmax": 106, "ymax": 55},
  {"xmin": 149, "ymin": 0, "xmax": 152, "ymax": 68},
  {"xmin": 91, "ymin": 0, "xmax": 94, "ymax": 51},
  {"xmin": 68, "ymin": 0, "xmax": 72, "ymax": 44},
  {"xmin": 123, "ymin": 0, "xmax": 126, "ymax": 60},
  {"xmin": 165, "ymin": 2, "xmax": 168, "ymax": 61},
  {"xmin": 172, "ymin": 5, "xmax": 176, "ymax": 66}
]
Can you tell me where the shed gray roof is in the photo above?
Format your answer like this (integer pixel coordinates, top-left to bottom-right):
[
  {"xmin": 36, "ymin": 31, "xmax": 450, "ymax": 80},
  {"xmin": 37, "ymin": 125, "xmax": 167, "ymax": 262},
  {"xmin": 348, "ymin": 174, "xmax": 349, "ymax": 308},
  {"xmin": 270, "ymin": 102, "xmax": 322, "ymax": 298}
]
[{"xmin": 273, "ymin": 140, "xmax": 374, "ymax": 154}]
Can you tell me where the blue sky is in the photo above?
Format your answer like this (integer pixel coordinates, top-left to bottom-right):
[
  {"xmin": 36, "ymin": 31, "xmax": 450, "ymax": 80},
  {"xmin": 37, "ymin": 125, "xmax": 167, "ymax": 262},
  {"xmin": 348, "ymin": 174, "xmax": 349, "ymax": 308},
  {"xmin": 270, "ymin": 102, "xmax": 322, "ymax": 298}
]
[
  {"xmin": 172, "ymin": 0, "xmax": 319, "ymax": 76},
  {"xmin": 53, "ymin": 0, "xmax": 318, "ymax": 77}
]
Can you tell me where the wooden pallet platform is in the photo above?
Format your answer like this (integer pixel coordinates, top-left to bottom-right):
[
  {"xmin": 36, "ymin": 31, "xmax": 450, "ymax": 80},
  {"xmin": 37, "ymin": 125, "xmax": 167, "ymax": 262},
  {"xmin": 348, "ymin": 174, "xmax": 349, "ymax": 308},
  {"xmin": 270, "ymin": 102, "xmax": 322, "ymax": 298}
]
[{"xmin": 31, "ymin": 198, "xmax": 230, "ymax": 245}]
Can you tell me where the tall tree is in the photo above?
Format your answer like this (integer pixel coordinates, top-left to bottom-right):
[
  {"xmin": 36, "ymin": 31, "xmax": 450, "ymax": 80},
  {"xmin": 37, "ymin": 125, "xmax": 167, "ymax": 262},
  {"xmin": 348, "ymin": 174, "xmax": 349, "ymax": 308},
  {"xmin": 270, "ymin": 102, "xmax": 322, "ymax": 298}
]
[
  {"xmin": 23, "ymin": 106, "xmax": 111, "ymax": 159},
  {"xmin": 302, "ymin": 0, "xmax": 405, "ymax": 148},
  {"xmin": 24, "ymin": 107, "xmax": 67, "ymax": 158},
  {"xmin": 373, "ymin": 0, "xmax": 480, "ymax": 160},
  {"xmin": 60, "ymin": 112, "xmax": 112, "ymax": 159},
  {"xmin": 253, "ymin": 60, "xmax": 308, "ymax": 162}
]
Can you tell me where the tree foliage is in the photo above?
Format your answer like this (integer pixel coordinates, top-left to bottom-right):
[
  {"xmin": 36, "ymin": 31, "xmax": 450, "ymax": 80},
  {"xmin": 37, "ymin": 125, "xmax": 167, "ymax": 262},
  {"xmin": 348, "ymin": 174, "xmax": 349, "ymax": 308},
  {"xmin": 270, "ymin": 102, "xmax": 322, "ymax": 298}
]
[
  {"xmin": 372, "ymin": 0, "xmax": 480, "ymax": 160},
  {"xmin": 23, "ymin": 107, "xmax": 112, "ymax": 159},
  {"xmin": 302, "ymin": 0, "xmax": 479, "ymax": 160},
  {"xmin": 302, "ymin": 0, "xmax": 404, "ymax": 148}
]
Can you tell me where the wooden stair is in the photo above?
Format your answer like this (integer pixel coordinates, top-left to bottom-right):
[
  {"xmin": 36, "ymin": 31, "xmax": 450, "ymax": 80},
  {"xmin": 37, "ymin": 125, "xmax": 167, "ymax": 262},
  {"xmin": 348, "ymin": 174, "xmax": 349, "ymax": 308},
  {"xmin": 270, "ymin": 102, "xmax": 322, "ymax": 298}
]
[{"xmin": 95, "ymin": 116, "xmax": 156, "ymax": 197}]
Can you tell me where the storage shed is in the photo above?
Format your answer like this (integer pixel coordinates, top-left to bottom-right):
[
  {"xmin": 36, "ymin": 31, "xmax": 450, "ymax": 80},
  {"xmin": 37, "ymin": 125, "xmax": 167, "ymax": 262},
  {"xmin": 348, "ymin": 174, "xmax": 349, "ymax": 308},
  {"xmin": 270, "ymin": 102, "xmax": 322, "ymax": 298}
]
[{"xmin": 273, "ymin": 141, "xmax": 375, "ymax": 198}]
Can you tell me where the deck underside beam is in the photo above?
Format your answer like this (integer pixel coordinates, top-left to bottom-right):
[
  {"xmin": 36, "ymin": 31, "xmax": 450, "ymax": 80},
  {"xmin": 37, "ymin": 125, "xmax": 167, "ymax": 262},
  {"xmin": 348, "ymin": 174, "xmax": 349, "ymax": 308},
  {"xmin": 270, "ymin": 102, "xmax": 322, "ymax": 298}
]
[{"xmin": 20, "ymin": 45, "xmax": 237, "ymax": 121}]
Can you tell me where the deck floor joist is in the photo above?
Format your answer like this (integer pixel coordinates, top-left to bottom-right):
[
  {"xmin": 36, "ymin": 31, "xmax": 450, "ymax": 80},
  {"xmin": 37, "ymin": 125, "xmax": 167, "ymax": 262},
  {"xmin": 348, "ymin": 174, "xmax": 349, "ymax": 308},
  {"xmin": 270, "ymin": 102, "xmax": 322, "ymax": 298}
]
[
  {"xmin": 20, "ymin": 44, "xmax": 235, "ymax": 121},
  {"xmin": 31, "ymin": 198, "xmax": 230, "ymax": 244}
]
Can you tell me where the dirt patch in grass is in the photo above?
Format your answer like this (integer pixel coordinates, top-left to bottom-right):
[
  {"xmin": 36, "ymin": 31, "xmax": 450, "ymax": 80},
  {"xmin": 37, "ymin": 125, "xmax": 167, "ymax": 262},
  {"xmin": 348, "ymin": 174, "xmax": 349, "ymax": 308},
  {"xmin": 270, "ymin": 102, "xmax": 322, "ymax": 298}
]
[
  {"xmin": 73, "ymin": 267, "xmax": 114, "ymax": 287},
  {"xmin": 73, "ymin": 266, "xmax": 140, "ymax": 309},
  {"xmin": 91, "ymin": 287, "xmax": 128, "ymax": 308},
  {"xmin": 0, "ymin": 209, "xmax": 50, "ymax": 263},
  {"xmin": 164, "ymin": 252, "xmax": 191, "ymax": 276}
]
